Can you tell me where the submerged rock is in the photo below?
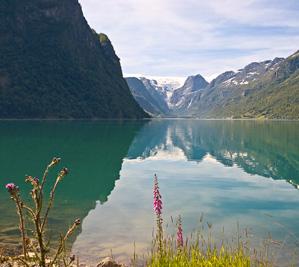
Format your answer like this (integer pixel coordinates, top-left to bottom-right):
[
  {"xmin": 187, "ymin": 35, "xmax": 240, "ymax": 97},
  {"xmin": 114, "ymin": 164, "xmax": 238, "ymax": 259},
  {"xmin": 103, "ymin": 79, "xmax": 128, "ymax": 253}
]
[{"xmin": 96, "ymin": 257, "xmax": 125, "ymax": 267}]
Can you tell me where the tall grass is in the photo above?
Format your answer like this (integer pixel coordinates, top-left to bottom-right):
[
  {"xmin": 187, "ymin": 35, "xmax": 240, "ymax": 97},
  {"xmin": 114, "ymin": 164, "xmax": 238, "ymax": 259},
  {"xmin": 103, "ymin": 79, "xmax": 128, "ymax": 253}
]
[
  {"xmin": 147, "ymin": 229, "xmax": 273, "ymax": 267},
  {"xmin": 147, "ymin": 175, "xmax": 274, "ymax": 267}
]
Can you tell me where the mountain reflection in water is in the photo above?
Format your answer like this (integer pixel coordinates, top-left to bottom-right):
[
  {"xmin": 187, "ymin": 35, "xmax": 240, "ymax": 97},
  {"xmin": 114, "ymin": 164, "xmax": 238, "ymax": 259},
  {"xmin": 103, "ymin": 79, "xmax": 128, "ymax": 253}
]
[
  {"xmin": 128, "ymin": 120, "xmax": 299, "ymax": 186},
  {"xmin": 73, "ymin": 120, "xmax": 299, "ymax": 265},
  {"xmin": 0, "ymin": 120, "xmax": 298, "ymax": 266}
]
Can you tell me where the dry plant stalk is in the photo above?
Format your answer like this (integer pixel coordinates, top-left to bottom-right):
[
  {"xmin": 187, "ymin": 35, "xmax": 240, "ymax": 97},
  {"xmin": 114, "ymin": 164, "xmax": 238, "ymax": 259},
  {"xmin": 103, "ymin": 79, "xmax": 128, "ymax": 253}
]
[{"xmin": 4, "ymin": 157, "xmax": 80, "ymax": 267}]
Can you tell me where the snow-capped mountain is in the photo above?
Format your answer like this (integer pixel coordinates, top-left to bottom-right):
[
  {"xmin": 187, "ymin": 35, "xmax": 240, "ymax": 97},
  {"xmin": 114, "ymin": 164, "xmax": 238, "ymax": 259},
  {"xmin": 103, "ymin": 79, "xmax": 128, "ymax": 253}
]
[
  {"xmin": 219, "ymin": 58, "xmax": 284, "ymax": 88},
  {"xmin": 125, "ymin": 77, "xmax": 169, "ymax": 116},
  {"xmin": 187, "ymin": 52, "xmax": 299, "ymax": 118},
  {"xmin": 170, "ymin": 74, "xmax": 208, "ymax": 111},
  {"xmin": 126, "ymin": 50, "xmax": 299, "ymax": 119},
  {"xmin": 125, "ymin": 76, "xmax": 184, "ymax": 115},
  {"xmin": 152, "ymin": 76, "xmax": 184, "ymax": 91},
  {"xmin": 143, "ymin": 76, "xmax": 185, "ymax": 106}
]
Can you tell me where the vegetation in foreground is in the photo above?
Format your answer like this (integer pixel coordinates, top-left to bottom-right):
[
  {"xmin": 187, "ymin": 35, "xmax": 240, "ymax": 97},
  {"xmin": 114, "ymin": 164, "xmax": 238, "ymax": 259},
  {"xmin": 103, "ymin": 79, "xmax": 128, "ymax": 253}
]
[
  {"xmin": 1, "ymin": 158, "xmax": 80, "ymax": 267},
  {"xmin": 147, "ymin": 175, "xmax": 274, "ymax": 267},
  {"xmin": 1, "ymin": 159, "xmax": 294, "ymax": 266}
]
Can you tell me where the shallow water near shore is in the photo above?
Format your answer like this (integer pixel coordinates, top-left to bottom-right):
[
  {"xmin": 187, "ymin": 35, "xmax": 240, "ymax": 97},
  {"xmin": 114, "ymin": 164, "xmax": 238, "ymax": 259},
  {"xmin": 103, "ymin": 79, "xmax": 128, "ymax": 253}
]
[{"xmin": 0, "ymin": 120, "xmax": 299, "ymax": 265}]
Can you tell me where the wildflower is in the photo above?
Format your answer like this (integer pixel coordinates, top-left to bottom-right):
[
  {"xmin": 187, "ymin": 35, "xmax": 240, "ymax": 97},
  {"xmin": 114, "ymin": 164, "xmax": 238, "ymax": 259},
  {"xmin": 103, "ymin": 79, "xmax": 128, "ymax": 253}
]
[
  {"xmin": 153, "ymin": 174, "xmax": 163, "ymax": 254},
  {"xmin": 177, "ymin": 215, "xmax": 183, "ymax": 249},
  {"xmin": 5, "ymin": 183, "xmax": 19, "ymax": 195},
  {"xmin": 153, "ymin": 174, "xmax": 162, "ymax": 216}
]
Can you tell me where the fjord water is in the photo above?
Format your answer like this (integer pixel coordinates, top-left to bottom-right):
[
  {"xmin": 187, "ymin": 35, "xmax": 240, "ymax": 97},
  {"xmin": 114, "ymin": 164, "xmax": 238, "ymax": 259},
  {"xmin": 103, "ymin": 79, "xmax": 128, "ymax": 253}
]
[{"xmin": 0, "ymin": 120, "xmax": 299, "ymax": 265}]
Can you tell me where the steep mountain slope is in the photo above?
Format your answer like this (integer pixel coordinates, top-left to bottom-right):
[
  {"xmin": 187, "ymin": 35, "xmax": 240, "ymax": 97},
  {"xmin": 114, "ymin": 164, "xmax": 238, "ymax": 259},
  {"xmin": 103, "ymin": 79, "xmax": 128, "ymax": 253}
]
[
  {"xmin": 212, "ymin": 53, "xmax": 299, "ymax": 119},
  {"xmin": 187, "ymin": 52, "xmax": 299, "ymax": 119},
  {"xmin": 139, "ymin": 78, "xmax": 170, "ymax": 113},
  {"xmin": 125, "ymin": 77, "xmax": 180, "ymax": 115},
  {"xmin": 169, "ymin": 74, "xmax": 208, "ymax": 112},
  {"xmin": 126, "ymin": 77, "xmax": 168, "ymax": 115},
  {"xmin": 0, "ymin": 0, "xmax": 148, "ymax": 118},
  {"xmin": 126, "ymin": 50, "xmax": 298, "ymax": 119},
  {"xmin": 126, "ymin": 75, "xmax": 208, "ymax": 116}
]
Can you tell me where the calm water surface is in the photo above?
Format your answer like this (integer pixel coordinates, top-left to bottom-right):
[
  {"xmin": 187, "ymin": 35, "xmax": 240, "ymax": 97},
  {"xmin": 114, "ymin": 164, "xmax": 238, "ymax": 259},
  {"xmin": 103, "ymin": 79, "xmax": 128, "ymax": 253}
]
[{"xmin": 0, "ymin": 120, "xmax": 298, "ymax": 265}]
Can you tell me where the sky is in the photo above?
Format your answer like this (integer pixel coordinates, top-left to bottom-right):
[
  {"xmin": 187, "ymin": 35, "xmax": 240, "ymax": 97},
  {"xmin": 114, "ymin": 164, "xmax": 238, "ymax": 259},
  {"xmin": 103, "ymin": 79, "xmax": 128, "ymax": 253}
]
[{"xmin": 79, "ymin": 0, "xmax": 299, "ymax": 81}]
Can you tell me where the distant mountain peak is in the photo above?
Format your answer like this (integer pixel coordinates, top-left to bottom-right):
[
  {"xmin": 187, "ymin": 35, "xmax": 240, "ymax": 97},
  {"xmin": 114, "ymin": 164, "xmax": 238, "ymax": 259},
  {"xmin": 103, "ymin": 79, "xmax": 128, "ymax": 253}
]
[
  {"xmin": 169, "ymin": 74, "xmax": 208, "ymax": 111},
  {"xmin": 126, "ymin": 50, "xmax": 299, "ymax": 119},
  {"xmin": 187, "ymin": 51, "xmax": 299, "ymax": 119},
  {"xmin": 183, "ymin": 74, "xmax": 208, "ymax": 92}
]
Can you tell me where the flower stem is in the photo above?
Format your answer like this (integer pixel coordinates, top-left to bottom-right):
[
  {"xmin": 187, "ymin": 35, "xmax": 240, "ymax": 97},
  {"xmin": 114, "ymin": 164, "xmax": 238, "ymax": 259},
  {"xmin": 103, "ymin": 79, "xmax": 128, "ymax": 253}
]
[{"xmin": 15, "ymin": 197, "xmax": 28, "ymax": 260}]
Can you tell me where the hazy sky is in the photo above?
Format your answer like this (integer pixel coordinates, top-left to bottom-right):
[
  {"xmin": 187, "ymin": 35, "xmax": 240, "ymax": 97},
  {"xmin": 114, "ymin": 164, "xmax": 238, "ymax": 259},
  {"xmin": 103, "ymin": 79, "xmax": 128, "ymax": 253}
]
[{"xmin": 79, "ymin": 0, "xmax": 299, "ymax": 80}]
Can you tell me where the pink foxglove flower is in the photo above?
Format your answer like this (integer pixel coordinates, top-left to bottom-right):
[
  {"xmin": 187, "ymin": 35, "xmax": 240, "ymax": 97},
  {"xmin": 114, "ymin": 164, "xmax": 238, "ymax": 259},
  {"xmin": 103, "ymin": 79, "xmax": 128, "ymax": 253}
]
[
  {"xmin": 153, "ymin": 174, "xmax": 162, "ymax": 216},
  {"xmin": 177, "ymin": 215, "xmax": 183, "ymax": 248},
  {"xmin": 153, "ymin": 174, "xmax": 164, "ymax": 254}
]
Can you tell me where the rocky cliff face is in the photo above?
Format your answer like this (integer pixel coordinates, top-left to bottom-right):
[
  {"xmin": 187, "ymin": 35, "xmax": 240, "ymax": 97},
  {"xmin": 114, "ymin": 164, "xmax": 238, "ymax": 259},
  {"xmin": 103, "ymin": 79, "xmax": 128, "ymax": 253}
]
[
  {"xmin": 126, "ymin": 77, "xmax": 169, "ymax": 116},
  {"xmin": 0, "ymin": 0, "xmax": 148, "ymax": 118},
  {"xmin": 126, "ymin": 77, "xmax": 170, "ymax": 116}
]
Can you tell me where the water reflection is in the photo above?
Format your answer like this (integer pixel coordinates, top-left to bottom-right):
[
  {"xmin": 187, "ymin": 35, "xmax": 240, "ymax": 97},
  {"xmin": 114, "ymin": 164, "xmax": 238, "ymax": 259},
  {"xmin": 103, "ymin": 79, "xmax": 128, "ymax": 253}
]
[
  {"xmin": 72, "ymin": 120, "xmax": 299, "ymax": 265},
  {"xmin": 128, "ymin": 120, "xmax": 299, "ymax": 185},
  {"xmin": 0, "ymin": 120, "xmax": 298, "ymax": 266},
  {"xmin": 0, "ymin": 121, "xmax": 144, "ymax": 251}
]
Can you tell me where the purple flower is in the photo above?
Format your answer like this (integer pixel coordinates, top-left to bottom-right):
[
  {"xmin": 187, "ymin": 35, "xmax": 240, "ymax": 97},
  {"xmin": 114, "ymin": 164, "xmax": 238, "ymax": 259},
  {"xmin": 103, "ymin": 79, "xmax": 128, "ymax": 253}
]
[
  {"xmin": 153, "ymin": 174, "xmax": 162, "ymax": 216},
  {"xmin": 5, "ymin": 183, "xmax": 19, "ymax": 194},
  {"xmin": 153, "ymin": 174, "xmax": 164, "ymax": 253},
  {"xmin": 177, "ymin": 216, "xmax": 183, "ymax": 248}
]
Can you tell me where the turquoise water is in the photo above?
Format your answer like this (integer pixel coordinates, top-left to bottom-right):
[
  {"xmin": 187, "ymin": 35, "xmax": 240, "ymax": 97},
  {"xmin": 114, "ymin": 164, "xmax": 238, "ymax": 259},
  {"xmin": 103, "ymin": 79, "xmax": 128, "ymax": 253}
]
[{"xmin": 0, "ymin": 120, "xmax": 298, "ymax": 265}]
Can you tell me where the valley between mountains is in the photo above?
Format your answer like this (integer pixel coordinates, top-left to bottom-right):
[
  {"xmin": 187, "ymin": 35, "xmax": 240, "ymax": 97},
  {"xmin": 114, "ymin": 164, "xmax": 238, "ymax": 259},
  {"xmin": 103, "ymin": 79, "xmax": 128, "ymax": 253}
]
[{"xmin": 126, "ymin": 50, "xmax": 299, "ymax": 119}]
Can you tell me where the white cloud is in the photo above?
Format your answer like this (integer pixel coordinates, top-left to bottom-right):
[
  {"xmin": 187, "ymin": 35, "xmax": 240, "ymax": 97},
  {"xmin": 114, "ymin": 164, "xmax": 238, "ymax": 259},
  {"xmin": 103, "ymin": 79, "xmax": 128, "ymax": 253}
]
[{"xmin": 79, "ymin": 0, "xmax": 299, "ymax": 79}]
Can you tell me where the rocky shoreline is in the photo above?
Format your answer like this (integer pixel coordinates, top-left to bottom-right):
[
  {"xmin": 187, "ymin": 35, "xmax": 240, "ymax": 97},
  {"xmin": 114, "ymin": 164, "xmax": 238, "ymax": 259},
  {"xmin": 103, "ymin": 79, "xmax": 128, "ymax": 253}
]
[{"xmin": 0, "ymin": 256, "xmax": 127, "ymax": 267}]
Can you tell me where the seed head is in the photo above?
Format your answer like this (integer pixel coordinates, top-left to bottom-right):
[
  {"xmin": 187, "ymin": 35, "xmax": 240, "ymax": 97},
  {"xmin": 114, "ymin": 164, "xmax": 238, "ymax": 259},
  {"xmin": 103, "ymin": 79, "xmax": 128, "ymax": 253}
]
[{"xmin": 49, "ymin": 157, "xmax": 61, "ymax": 168}]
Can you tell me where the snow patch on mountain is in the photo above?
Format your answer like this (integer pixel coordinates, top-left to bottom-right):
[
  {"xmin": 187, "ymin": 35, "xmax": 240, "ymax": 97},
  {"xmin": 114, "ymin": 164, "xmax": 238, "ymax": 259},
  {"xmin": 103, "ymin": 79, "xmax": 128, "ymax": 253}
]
[
  {"xmin": 152, "ymin": 76, "xmax": 185, "ymax": 90},
  {"xmin": 139, "ymin": 76, "xmax": 185, "ymax": 106}
]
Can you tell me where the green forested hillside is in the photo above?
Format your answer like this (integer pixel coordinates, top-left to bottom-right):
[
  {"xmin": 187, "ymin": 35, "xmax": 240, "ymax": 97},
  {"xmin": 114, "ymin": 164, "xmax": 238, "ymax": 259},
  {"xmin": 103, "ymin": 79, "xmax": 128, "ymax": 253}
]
[
  {"xmin": 223, "ymin": 72, "xmax": 299, "ymax": 119},
  {"xmin": 188, "ymin": 51, "xmax": 299, "ymax": 119},
  {"xmin": 0, "ymin": 0, "xmax": 148, "ymax": 119}
]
